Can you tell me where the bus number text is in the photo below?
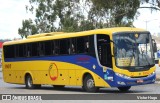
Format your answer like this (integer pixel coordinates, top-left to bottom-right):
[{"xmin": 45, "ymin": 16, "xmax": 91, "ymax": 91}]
[{"xmin": 5, "ymin": 64, "xmax": 11, "ymax": 69}]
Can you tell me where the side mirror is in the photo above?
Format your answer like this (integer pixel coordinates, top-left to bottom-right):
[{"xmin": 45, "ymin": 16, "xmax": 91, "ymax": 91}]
[{"xmin": 152, "ymin": 39, "xmax": 157, "ymax": 52}]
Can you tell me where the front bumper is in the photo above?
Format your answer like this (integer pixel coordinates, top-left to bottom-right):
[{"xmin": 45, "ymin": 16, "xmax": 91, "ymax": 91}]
[{"xmin": 112, "ymin": 73, "xmax": 156, "ymax": 87}]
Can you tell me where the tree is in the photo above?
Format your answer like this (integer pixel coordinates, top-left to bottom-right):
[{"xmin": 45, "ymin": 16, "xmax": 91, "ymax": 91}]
[
  {"xmin": 86, "ymin": 0, "xmax": 140, "ymax": 27},
  {"xmin": 18, "ymin": 19, "xmax": 37, "ymax": 38},
  {"xmin": 18, "ymin": 0, "xmax": 159, "ymax": 38},
  {"xmin": 140, "ymin": 0, "xmax": 160, "ymax": 10}
]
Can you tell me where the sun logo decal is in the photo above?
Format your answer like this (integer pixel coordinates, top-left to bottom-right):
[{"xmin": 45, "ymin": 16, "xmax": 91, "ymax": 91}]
[
  {"xmin": 135, "ymin": 33, "xmax": 139, "ymax": 38},
  {"xmin": 48, "ymin": 63, "xmax": 58, "ymax": 81}
]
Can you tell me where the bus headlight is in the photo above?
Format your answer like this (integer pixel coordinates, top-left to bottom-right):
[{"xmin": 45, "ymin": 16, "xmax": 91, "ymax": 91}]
[
  {"xmin": 115, "ymin": 73, "xmax": 131, "ymax": 79},
  {"xmin": 148, "ymin": 71, "xmax": 155, "ymax": 76}
]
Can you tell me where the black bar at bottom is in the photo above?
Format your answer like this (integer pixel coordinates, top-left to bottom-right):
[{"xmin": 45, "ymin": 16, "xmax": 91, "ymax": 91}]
[{"xmin": 0, "ymin": 94, "xmax": 159, "ymax": 100}]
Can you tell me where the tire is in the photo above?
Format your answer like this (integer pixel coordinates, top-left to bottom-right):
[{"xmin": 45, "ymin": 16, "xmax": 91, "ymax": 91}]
[
  {"xmin": 25, "ymin": 75, "xmax": 41, "ymax": 89},
  {"xmin": 83, "ymin": 75, "xmax": 99, "ymax": 92},
  {"xmin": 118, "ymin": 86, "xmax": 131, "ymax": 92}
]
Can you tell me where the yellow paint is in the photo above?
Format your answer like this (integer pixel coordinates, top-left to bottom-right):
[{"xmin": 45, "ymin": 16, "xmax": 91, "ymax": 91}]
[
  {"xmin": 113, "ymin": 65, "xmax": 156, "ymax": 77},
  {"xmin": 2, "ymin": 61, "xmax": 110, "ymax": 88}
]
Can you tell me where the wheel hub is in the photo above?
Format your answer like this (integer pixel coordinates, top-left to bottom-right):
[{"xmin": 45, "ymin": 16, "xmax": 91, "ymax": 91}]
[
  {"xmin": 27, "ymin": 78, "xmax": 32, "ymax": 87},
  {"xmin": 87, "ymin": 79, "xmax": 94, "ymax": 89}
]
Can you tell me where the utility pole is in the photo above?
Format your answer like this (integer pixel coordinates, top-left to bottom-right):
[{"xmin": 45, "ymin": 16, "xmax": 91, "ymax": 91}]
[{"xmin": 144, "ymin": 19, "xmax": 158, "ymax": 30}]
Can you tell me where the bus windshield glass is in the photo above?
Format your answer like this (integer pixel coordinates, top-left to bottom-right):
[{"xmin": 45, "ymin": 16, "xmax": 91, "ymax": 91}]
[{"xmin": 113, "ymin": 33, "xmax": 154, "ymax": 68}]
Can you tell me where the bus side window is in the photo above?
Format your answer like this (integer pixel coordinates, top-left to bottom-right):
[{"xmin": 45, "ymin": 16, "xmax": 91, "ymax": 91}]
[
  {"xmin": 19, "ymin": 44, "xmax": 25, "ymax": 57},
  {"xmin": 70, "ymin": 44, "xmax": 75, "ymax": 54},
  {"xmin": 55, "ymin": 40, "xmax": 60, "ymax": 55},
  {"xmin": 52, "ymin": 41, "xmax": 55, "ymax": 55},
  {"xmin": 4, "ymin": 45, "xmax": 15, "ymax": 58},
  {"xmin": 31, "ymin": 42, "xmax": 38, "ymax": 57},
  {"xmin": 38, "ymin": 42, "xmax": 44, "ymax": 56},
  {"xmin": 23, "ymin": 44, "xmax": 27, "ymax": 57},
  {"xmin": 44, "ymin": 40, "xmax": 52, "ymax": 56},
  {"xmin": 85, "ymin": 37, "xmax": 89, "ymax": 53},
  {"xmin": 70, "ymin": 38, "xmax": 77, "ymax": 54},
  {"xmin": 15, "ymin": 45, "xmax": 19, "ymax": 58},
  {"xmin": 26, "ymin": 44, "xmax": 31, "ymax": 57},
  {"xmin": 59, "ymin": 39, "xmax": 70, "ymax": 55},
  {"xmin": 88, "ymin": 35, "xmax": 96, "ymax": 57},
  {"xmin": 77, "ymin": 37, "xmax": 85, "ymax": 53},
  {"xmin": 27, "ymin": 51, "xmax": 30, "ymax": 57},
  {"xmin": 26, "ymin": 44, "xmax": 30, "ymax": 57}
]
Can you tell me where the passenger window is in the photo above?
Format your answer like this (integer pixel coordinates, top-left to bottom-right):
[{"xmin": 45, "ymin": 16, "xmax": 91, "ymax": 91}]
[
  {"xmin": 44, "ymin": 41, "xmax": 52, "ymax": 56},
  {"xmin": 76, "ymin": 36, "xmax": 89, "ymax": 54},
  {"xmin": 70, "ymin": 38, "xmax": 77, "ymax": 54},
  {"xmin": 15, "ymin": 45, "xmax": 19, "ymax": 57},
  {"xmin": 59, "ymin": 39, "xmax": 70, "ymax": 55},
  {"xmin": 31, "ymin": 42, "xmax": 38, "ymax": 56},
  {"xmin": 26, "ymin": 44, "xmax": 31, "ymax": 57},
  {"xmin": 19, "ymin": 44, "xmax": 25, "ymax": 57},
  {"xmin": 38, "ymin": 42, "xmax": 45, "ymax": 56},
  {"xmin": 54, "ymin": 40, "xmax": 60, "ymax": 55},
  {"xmin": 4, "ymin": 45, "xmax": 15, "ymax": 58}
]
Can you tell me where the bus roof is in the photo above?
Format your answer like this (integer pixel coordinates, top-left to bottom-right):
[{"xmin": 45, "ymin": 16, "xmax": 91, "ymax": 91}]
[{"xmin": 3, "ymin": 27, "xmax": 146, "ymax": 45}]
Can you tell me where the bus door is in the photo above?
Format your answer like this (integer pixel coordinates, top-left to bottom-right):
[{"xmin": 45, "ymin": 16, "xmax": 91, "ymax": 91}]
[{"xmin": 97, "ymin": 34, "xmax": 112, "ymax": 68}]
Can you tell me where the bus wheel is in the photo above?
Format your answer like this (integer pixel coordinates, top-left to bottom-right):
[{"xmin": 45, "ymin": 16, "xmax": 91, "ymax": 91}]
[
  {"xmin": 25, "ymin": 75, "xmax": 36, "ymax": 89},
  {"xmin": 83, "ymin": 75, "xmax": 99, "ymax": 92},
  {"xmin": 118, "ymin": 86, "xmax": 131, "ymax": 92}
]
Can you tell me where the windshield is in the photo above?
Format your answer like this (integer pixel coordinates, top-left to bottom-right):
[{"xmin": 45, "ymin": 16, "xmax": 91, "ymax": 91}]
[{"xmin": 113, "ymin": 33, "xmax": 154, "ymax": 68}]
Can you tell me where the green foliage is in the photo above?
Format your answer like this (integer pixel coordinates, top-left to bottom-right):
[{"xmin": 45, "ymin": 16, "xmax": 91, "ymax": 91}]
[
  {"xmin": 18, "ymin": 19, "xmax": 38, "ymax": 38},
  {"xmin": 87, "ymin": 0, "xmax": 140, "ymax": 27},
  {"xmin": 18, "ymin": 0, "xmax": 160, "ymax": 38}
]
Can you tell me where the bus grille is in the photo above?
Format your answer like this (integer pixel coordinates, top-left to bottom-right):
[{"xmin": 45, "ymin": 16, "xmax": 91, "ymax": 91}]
[{"xmin": 131, "ymin": 76, "xmax": 148, "ymax": 78}]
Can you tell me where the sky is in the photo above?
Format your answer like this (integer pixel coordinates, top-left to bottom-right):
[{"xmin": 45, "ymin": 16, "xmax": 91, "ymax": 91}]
[
  {"xmin": 133, "ymin": 3, "xmax": 160, "ymax": 35},
  {"xmin": 0, "ymin": 0, "xmax": 160, "ymax": 40},
  {"xmin": 0, "ymin": 0, "xmax": 33, "ymax": 39}
]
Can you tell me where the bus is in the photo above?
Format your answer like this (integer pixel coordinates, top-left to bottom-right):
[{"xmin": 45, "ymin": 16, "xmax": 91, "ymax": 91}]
[{"xmin": 2, "ymin": 27, "xmax": 157, "ymax": 92}]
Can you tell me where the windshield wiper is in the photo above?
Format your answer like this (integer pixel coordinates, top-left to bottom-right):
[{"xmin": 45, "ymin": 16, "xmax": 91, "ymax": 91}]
[
  {"xmin": 128, "ymin": 43, "xmax": 135, "ymax": 66},
  {"xmin": 140, "ymin": 47, "xmax": 151, "ymax": 66}
]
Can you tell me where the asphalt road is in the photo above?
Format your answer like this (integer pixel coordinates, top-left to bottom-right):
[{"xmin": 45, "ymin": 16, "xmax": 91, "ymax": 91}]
[{"xmin": 0, "ymin": 78, "xmax": 160, "ymax": 94}]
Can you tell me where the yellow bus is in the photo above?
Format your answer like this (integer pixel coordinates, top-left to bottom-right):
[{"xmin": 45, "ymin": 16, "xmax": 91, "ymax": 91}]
[{"xmin": 2, "ymin": 27, "xmax": 157, "ymax": 92}]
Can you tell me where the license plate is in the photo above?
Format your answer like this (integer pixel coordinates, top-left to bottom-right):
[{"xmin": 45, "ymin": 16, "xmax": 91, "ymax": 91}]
[{"xmin": 137, "ymin": 79, "xmax": 143, "ymax": 83}]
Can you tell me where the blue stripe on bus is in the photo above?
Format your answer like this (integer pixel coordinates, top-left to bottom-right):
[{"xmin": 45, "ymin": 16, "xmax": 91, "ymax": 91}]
[
  {"xmin": 4, "ymin": 55, "xmax": 155, "ymax": 87},
  {"xmin": 4, "ymin": 55, "xmax": 116, "ymax": 86},
  {"xmin": 5, "ymin": 55, "xmax": 99, "ymax": 70}
]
